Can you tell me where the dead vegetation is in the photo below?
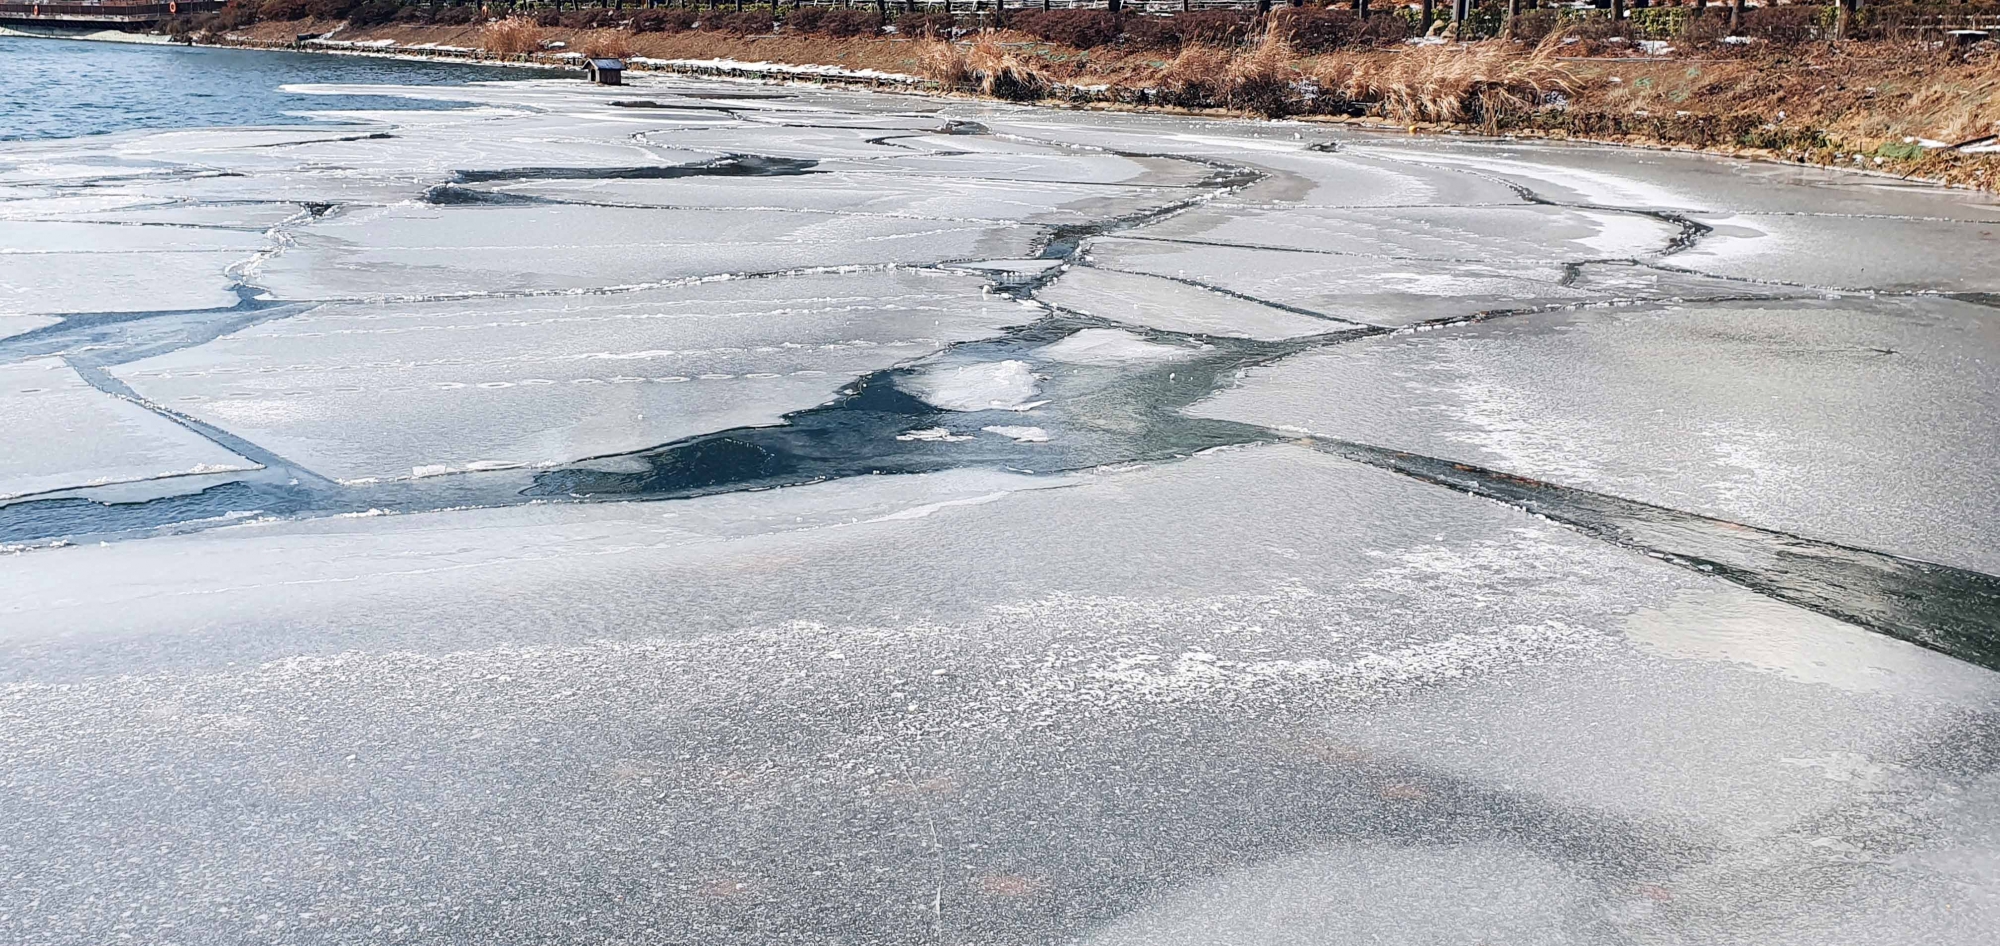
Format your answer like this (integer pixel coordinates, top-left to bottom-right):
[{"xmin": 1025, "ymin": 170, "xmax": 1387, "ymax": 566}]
[
  {"xmin": 480, "ymin": 17, "xmax": 541, "ymax": 56},
  {"xmin": 577, "ymin": 28, "xmax": 636, "ymax": 60},
  {"xmin": 1310, "ymin": 33, "xmax": 1576, "ymax": 128}
]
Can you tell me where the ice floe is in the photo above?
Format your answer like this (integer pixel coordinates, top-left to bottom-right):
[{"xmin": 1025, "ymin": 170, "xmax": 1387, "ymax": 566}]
[
  {"xmin": 899, "ymin": 358, "xmax": 1042, "ymax": 412},
  {"xmin": 0, "ymin": 357, "xmax": 257, "ymax": 500}
]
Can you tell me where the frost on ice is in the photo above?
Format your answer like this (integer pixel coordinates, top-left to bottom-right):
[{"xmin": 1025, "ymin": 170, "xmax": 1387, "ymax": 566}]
[{"xmin": 2, "ymin": 71, "xmax": 1999, "ymax": 946}]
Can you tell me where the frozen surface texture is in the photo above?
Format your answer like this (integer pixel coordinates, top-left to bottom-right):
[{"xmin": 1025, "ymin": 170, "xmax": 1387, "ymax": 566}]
[
  {"xmin": 1193, "ymin": 297, "xmax": 2000, "ymax": 574},
  {"xmin": 2, "ymin": 72, "xmax": 1998, "ymax": 946}
]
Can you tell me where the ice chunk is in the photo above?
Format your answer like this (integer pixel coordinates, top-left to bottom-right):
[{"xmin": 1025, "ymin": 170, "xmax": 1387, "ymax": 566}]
[
  {"xmin": 982, "ymin": 425, "xmax": 1049, "ymax": 443},
  {"xmin": 896, "ymin": 427, "xmax": 973, "ymax": 442},
  {"xmin": 899, "ymin": 359, "xmax": 1041, "ymax": 412},
  {"xmin": 1035, "ymin": 328, "xmax": 1196, "ymax": 366}
]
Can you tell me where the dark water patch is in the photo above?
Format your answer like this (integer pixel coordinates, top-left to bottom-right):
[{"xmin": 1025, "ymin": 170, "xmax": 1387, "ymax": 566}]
[
  {"xmin": 0, "ymin": 478, "xmax": 313, "ymax": 546},
  {"xmin": 0, "ymin": 293, "xmax": 306, "ymax": 369},
  {"xmin": 451, "ymin": 154, "xmax": 819, "ymax": 184},
  {"xmin": 1947, "ymin": 292, "xmax": 2000, "ymax": 311},
  {"xmin": 420, "ymin": 184, "xmax": 551, "ymax": 206},
  {"xmin": 1305, "ymin": 439, "xmax": 2000, "ymax": 673},
  {"xmin": 609, "ymin": 100, "xmax": 731, "ymax": 111},
  {"xmin": 528, "ymin": 313, "xmax": 1304, "ymax": 501}
]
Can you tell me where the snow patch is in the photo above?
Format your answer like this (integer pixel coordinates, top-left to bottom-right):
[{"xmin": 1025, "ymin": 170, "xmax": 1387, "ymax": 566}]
[
  {"xmin": 1036, "ymin": 328, "xmax": 1196, "ymax": 366},
  {"xmin": 899, "ymin": 359, "xmax": 1043, "ymax": 412}
]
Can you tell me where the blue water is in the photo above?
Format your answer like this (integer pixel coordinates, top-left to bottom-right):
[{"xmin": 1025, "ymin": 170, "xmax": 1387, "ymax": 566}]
[{"xmin": 0, "ymin": 34, "xmax": 547, "ymax": 140}]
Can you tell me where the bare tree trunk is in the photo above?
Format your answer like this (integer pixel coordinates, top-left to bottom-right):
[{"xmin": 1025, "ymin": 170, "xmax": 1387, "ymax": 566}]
[{"xmin": 1357, "ymin": 0, "xmax": 1368, "ymax": 19}]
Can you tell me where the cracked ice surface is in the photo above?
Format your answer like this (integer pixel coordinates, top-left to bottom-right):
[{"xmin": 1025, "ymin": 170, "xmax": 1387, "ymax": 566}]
[
  {"xmin": 1194, "ymin": 296, "xmax": 2000, "ymax": 574},
  {"xmin": 1042, "ymin": 265, "xmax": 1353, "ymax": 339},
  {"xmin": 3, "ymin": 69, "xmax": 2000, "ymax": 946},
  {"xmin": 0, "ymin": 357, "xmax": 257, "ymax": 500},
  {"xmin": 115, "ymin": 271, "xmax": 1025, "ymax": 482},
  {"xmin": 4, "ymin": 445, "xmax": 1997, "ymax": 943}
]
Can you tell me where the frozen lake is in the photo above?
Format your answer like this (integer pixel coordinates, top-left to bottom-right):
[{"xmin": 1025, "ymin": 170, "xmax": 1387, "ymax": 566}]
[{"xmin": 3, "ymin": 58, "xmax": 1999, "ymax": 945}]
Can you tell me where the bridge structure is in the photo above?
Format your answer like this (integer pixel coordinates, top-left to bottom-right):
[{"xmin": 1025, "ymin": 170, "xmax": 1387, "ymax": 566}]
[{"xmin": 0, "ymin": 1, "xmax": 225, "ymax": 24}]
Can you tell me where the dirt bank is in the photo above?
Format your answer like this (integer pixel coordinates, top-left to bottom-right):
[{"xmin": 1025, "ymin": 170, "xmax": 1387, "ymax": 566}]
[{"xmin": 195, "ymin": 16, "xmax": 1999, "ymax": 190}]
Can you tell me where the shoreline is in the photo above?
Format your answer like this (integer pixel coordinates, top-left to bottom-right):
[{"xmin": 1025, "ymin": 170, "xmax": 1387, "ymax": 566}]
[{"xmin": 7, "ymin": 24, "xmax": 1994, "ymax": 194}]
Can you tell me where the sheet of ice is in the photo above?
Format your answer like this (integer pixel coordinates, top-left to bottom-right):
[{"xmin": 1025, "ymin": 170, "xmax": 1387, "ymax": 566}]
[
  {"xmin": 1363, "ymin": 135, "xmax": 2000, "ymax": 221},
  {"xmin": 252, "ymin": 203, "xmax": 1031, "ymax": 299},
  {"xmin": 1194, "ymin": 296, "xmax": 2000, "ymax": 573},
  {"xmin": 1, "ymin": 469, "xmax": 251, "ymax": 509},
  {"xmin": 483, "ymin": 172, "xmax": 1173, "ymax": 228},
  {"xmin": 115, "ymin": 270, "xmax": 1023, "ymax": 482},
  {"xmin": 0, "ymin": 219, "xmax": 266, "ymax": 316},
  {"xmin": 5, "ymin": 444, "xmax": 1990, "ymax": 944},
  {"xmin": 1084, "ymin": 236, "xmax": 1587, "ymax": 328},
  {"xmin": 1673, "ymin": 212, "xmax": 2000, "ymax": 292},
  {"xmin": 6, "ymin": 73, "xmax": 2000, "ymax": 946},
  {"xmin": 899, "ymin": 358, "xmax": 1041, "ymax": 412},
  {"xmin": 0, "ymin": 357, "xmax": 257, "ymax": 500},
  {"xmin": 1040, "ymin": 266, "xmax": 1351, "ymax": 339},
  {"xmin": 0, "ymin": 250, "xmax": 247, "ymax": 316},
  {"xmin": 0, "ymin": 313, "xmax": 58, "ymax": 340},
  {"xmin": 1035, "ymin": 328, "xmax": 1197, "ymax": 365},
  {"xmin": 896, "ymin": 426, "xmax": 973, "ymax": 442},
  {"xmin": 1142, "ymin": 203, "xmax": 1681, "ymax": 263}
]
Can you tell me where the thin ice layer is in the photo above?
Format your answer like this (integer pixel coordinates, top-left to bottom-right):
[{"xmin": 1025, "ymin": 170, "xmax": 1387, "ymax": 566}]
[{"xmin": 0, "ymin": 357, "xmax": 256, "ymax": 500}]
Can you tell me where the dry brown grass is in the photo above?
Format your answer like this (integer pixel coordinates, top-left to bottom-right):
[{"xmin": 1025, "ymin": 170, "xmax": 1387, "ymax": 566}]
[
  {"xmin": 1310, "ymin": 36, "xmax": 1575, "ymax": 127},
  {"xmin": 918, "ymin": 38, "xmax": 1051, "ymax": 101},
  {"xmin": 966, "ymin": 37, "xmax": 1052, "ymax": 101},
  {"xmin": 1154, "ymin": 44, "xmax": 1231, "ymax": 108},
  {"xmin": 481, "ymin": 17, "xmax": 542, "ymax": 56},
  {"xmin": 1225, "ymin": 39, "xmax": 1296, "ymax": 118},
  {"xmin": 916, "ymin": 39, "xmax": 971, "ymax": 89},
  {"xmin": 578, "ymin": 29, "xmax": 637, "ymax": 60},
  {"xmin": 1897, "ymin": 50, "xmax": 2000, "ymax": 144}
]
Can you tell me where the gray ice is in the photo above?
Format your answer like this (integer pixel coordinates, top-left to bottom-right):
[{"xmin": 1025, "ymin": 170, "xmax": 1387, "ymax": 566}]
[{"xmin": 1, "ymin": 72, "xmax": 1996, "ymax": 946}]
